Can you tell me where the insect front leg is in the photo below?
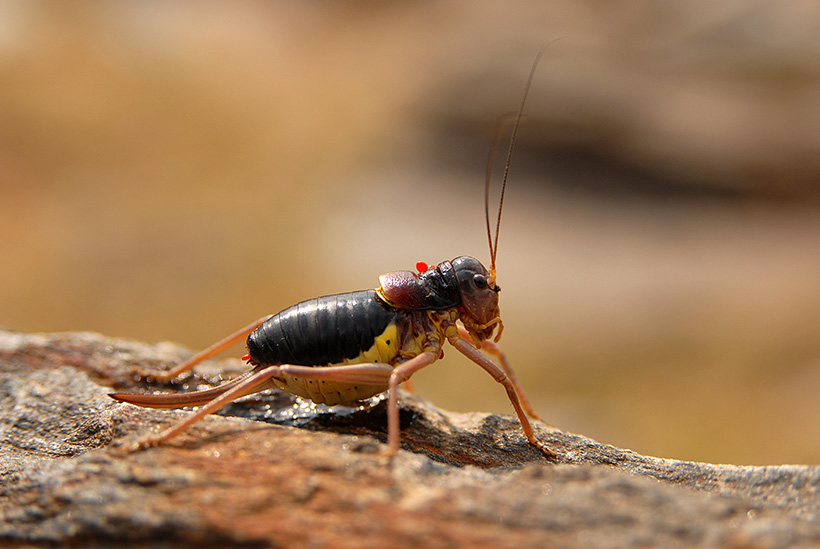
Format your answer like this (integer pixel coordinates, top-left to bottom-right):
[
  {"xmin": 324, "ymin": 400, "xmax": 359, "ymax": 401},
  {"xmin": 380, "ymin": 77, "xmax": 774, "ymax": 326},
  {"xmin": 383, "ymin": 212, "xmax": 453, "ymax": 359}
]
[
  {"xmin": 456, "ymin": 325, "xmax": 546, "ymax": 424},
  {"xmin": 138, "ymin": 315, "xmax": 273, "ymax": 382},
  {"xmin": 449, "ymin": 335, "xmax": 556, "ymax": 459}
]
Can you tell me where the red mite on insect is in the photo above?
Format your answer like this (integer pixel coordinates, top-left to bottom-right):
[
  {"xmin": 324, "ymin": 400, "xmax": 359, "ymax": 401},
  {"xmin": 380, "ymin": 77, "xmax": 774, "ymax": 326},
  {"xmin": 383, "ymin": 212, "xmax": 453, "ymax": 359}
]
[{"xmin": 110, "ymin": 46, "xmax": 556, "ymax": 459}]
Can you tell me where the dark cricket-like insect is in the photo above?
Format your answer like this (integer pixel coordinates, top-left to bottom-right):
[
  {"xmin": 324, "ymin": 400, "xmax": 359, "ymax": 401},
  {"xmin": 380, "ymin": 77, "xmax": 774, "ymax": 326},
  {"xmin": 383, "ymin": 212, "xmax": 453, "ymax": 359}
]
[{"xmin": 110, "ymin": 46, "xmax": 555, "ymax": 458}]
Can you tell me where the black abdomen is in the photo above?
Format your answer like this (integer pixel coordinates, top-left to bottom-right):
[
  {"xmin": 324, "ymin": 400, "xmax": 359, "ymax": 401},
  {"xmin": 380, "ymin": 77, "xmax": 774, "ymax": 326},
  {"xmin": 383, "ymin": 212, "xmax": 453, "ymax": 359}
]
[{"xmin": 247, "ymin": 290, "xmax": 398, "ymax": 366}]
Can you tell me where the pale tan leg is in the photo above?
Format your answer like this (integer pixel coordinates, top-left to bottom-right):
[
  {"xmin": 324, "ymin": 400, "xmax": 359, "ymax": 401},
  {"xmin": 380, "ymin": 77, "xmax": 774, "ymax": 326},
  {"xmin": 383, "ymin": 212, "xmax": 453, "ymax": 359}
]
[
  {"xmin": 450, "ymin": 336, "xmax": 555, "ymax": 458},
  {"xmin": 279, "ymin": 356, "xmax": 439, "ymax": 457},
  {"xmin": 121, "ymin": 358, "xmax": 436, "ymax": 456},
  {"xmin": 124, "ymin": 367, "xmax": 281, "ymax": 450},
  {"xmin": 277, "ymin": 363, "xmax": 396, "ymax": 384},
  {"xmin": 457, "ymin": 325, "xmax": 545, "ymax": 423},
  {"xmin": 281, "ymin": 362, "xmax": 413, "ymax": 393},
  {"xmin": 385, "ymin": 351, "xmax": 438, "ymax": 457},
  {"xmin": 145, "ymin": 315, "xmax": 273, "ymax": 382}
]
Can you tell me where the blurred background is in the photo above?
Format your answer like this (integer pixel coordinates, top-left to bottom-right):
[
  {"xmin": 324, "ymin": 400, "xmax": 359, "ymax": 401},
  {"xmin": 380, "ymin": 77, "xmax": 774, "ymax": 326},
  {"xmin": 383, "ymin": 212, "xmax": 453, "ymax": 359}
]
[{"xmin": 2, "ymin": 1, "xmax": 819, "ymax": 465}]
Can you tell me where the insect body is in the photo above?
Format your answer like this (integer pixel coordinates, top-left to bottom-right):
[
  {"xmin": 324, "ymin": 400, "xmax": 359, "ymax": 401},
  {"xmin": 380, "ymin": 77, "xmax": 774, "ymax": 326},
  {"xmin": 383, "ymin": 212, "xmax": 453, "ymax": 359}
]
[
  {"xmin": 244, "ymin": 256, "xmax": 494, "ymax": 406},
  {"xmin": 110, "ymin": 47, "xmax": 554, "ymax": 459}
]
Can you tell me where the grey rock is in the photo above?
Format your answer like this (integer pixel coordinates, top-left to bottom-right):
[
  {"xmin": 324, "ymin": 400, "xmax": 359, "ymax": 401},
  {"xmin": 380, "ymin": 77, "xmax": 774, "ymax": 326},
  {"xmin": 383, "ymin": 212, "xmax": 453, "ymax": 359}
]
[{"xmin": 1, "ymin": 329, "xmax": 818, "ymax": 547}]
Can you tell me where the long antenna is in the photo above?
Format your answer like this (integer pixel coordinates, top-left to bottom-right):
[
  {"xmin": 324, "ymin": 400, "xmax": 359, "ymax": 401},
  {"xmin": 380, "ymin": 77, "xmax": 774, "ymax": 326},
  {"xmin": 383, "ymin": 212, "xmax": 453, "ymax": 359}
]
[{"xmin": 485, "ymin": 41, "xmax": 555, "ymax": 282}]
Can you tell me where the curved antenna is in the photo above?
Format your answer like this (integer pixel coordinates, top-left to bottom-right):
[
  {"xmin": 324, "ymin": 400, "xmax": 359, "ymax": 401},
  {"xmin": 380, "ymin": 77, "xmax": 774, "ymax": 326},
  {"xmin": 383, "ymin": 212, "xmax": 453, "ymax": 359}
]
[
  {"xmin": 485, "ymin": 41, "xmax": 557, "ymax": 281},
  {"xmin": 484, "ymin": 113, "xmax": 511, "ymax": 276}
]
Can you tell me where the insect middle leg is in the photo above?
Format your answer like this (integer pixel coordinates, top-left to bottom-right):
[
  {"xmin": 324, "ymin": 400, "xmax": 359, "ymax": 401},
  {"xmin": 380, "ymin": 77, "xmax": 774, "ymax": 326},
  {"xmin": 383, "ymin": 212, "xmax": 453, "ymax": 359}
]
[{"xmin": 277, "ymin": 351, "xmax": 438, "ymax": 457}]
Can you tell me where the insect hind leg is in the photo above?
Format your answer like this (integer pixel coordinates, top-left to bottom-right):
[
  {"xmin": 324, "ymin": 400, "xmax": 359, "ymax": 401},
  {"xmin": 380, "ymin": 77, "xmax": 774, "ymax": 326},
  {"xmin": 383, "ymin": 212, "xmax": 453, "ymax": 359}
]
[
  {"xmin": 277, "ymin": 363, "xmax": 396, "ymax": 385},
  {"xmin": 138, "ymin": 315, "xmax": 273, "ymax": 382},
  {"xmin": 119, "ymin": 365, "xmax": 283, "ymax": 451},
  {"xmin": 119, "ymin": 356, "xmax": 438, "ymax": 456}
]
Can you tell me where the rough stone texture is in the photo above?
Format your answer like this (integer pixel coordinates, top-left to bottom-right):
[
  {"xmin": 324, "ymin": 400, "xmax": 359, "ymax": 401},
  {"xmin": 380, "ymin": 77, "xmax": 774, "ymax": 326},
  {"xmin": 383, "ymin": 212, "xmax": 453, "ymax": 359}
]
[{"xmin": 1, "ymin": 329, "xmax": 819, "ymax": 548}]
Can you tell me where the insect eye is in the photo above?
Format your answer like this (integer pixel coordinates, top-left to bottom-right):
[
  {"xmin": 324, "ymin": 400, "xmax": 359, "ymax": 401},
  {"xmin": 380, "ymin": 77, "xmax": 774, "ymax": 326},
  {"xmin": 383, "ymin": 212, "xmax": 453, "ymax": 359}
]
[{"xmin": 473, "ymin": 274, "xmax": 489, "ymax": 289}]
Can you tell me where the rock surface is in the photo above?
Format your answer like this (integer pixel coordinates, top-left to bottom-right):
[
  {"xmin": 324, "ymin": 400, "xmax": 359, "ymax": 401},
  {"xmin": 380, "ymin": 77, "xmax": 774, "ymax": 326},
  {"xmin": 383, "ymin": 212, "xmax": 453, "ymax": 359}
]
[{"xmin": 1, "ymin": 329, "xmax": 819, "ymax": 547}]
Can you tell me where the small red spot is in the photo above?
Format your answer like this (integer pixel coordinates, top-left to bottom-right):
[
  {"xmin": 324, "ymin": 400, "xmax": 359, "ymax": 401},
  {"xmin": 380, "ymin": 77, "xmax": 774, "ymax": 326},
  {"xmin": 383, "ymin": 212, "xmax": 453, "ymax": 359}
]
[
  {"xmin": 242, "ymin": 354, "xmax": 250, "ymax": 362},
  {"xmin": 439, "ymin": 350, "xmax": 445, "ymax": 359},
  {"xmin": 416, "ymin": 261, "xmax": 428, "ymax": 273}
]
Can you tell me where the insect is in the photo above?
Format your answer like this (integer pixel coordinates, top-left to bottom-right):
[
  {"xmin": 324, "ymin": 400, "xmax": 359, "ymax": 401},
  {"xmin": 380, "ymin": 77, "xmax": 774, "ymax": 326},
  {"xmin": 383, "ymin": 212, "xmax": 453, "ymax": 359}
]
[{"xmin": 110, "ymin": 46, "xmax": 555, "ymax": 459}]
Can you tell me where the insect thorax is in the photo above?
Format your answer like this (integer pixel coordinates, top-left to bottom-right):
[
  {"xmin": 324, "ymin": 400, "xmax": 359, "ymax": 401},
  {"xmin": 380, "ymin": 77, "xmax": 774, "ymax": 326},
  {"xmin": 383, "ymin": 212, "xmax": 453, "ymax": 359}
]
[{"xmin": 395, "ymin": 308, "xmax": 458, "ymax": 360}]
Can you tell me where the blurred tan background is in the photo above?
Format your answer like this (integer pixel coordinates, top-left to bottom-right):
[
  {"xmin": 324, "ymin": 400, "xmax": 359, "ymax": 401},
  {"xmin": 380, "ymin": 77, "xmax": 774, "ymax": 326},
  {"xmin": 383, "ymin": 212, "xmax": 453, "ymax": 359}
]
[{"xmin": 2, "ymin": 1, "xmax": 820, "ymax": 465}]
